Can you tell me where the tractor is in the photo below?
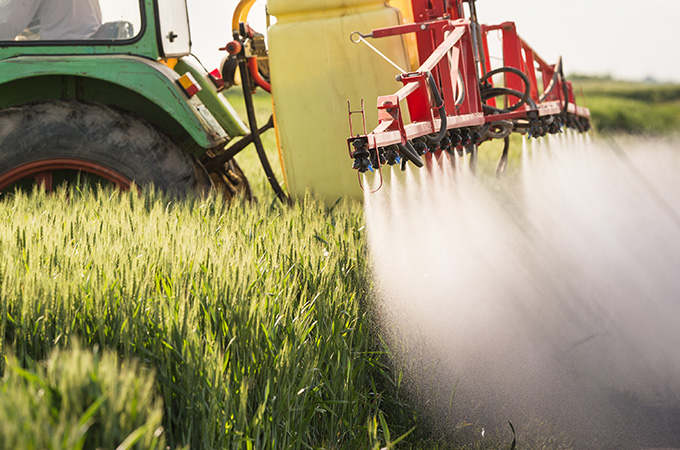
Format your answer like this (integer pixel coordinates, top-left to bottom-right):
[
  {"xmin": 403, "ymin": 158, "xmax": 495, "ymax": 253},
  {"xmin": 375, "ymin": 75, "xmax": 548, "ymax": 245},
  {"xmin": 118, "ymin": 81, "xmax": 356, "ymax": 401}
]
[{"xmin": 0, "ymin": 0, "xmax": 589, "ymax": 203}]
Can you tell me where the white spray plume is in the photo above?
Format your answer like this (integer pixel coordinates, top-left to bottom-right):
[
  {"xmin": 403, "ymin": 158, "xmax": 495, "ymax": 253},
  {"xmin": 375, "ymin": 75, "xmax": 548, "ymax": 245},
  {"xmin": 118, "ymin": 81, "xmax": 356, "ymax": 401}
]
[{"xmin": 365, "ymin": 133, "xmax": 680, "ymax": 449}]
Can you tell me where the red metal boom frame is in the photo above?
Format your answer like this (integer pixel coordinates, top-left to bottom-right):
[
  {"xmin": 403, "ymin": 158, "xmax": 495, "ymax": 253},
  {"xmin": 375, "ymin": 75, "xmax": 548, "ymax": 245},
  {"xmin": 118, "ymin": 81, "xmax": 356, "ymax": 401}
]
[{"xmin": 348, "ymin": 0, "xmax": 591, "ymax": 179}]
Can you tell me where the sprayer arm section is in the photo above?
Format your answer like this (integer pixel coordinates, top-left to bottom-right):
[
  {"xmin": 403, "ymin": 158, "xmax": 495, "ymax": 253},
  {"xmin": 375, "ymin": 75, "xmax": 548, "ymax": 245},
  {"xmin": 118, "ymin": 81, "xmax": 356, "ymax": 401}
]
[
  {"xmin": 348, "ymin": 19, "xmax": 479, "ymax": 154},
  {"xmin": 346, "ymin": 0, "xmax": 591, "ymax": 183}
]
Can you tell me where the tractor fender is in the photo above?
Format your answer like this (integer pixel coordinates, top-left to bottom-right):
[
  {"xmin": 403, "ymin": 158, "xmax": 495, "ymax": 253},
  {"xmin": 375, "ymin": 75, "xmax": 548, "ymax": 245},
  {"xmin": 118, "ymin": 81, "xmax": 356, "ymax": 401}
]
[{"xmin": 0, "ymin": 55, "xmax": 229, "ymax": 156}]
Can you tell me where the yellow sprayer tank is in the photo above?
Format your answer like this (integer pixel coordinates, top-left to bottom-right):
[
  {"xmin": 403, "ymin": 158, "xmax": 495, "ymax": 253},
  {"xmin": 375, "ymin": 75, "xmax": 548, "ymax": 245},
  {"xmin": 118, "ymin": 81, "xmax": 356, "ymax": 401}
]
[{"xmin": 267, "ymin": 0, "xmax": 413, "ymax": 203}]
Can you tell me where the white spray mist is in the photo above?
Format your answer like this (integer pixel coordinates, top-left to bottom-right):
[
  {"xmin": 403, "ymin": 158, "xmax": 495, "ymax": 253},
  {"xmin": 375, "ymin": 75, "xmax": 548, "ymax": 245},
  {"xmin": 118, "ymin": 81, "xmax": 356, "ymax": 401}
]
[{"xmin": 365, "ymin": 134, "xmax": 680, "ymax": 449}]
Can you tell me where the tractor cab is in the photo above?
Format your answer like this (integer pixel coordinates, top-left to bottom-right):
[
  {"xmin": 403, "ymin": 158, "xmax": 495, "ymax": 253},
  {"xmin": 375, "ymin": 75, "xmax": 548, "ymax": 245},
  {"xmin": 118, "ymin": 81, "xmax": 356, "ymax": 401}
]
[
  {"xmin": 0, "ymin": 0, "xmax": 192, "ymax": 66},
  {"xmin": 4, "ymin": 0, "xmax": 138, "ymax": 42}
]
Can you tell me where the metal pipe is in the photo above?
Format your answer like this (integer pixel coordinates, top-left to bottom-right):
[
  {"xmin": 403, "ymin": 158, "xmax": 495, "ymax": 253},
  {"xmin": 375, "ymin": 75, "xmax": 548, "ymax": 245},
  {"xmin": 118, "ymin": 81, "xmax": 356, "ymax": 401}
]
[
  {"xmin": 202, "ymin": 116, "xmax": 274, "ymax": 173},
  {"xmin": 467, "ymin": 0, "xmax": 487, "ymax": 77}
]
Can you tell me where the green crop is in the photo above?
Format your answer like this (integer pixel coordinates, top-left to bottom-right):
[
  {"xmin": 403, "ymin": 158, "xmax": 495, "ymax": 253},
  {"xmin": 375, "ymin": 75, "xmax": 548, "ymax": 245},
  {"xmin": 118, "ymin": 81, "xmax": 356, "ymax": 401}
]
[
  {"xmin": 1, "ymin": 343, "xmax": 165, "ymax": 450},
  {"xmin": 0, "ymin": 184, "xmax": 406, "ymax": 449}
]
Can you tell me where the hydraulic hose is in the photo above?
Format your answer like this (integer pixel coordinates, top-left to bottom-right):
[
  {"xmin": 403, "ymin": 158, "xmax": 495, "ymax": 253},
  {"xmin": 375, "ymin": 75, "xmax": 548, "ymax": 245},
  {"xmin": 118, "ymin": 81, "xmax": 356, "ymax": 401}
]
[
  {"xmin": 425, "ymin": 72, "xmax": 448, "ymax": 144},
  {"xmin": 538, "ymin": 57, "xmax": 562, "ymax": 103},
  {"xmin": 495, "ymin": 135, "xmax": 510, "ymax": 178},
  {"xmin": 482, "ymin": 120, "xmax": 513, "ymax": 140},
  {"xmin": 560, "ymin": 68, "xmax": 570, "ymax": 116},
  {"xmin": 238, "ymin": 58, "xmax": 291, "ymax": 205},
  {"xmin": 398, "ymin": 141, "xmax": 424, "ymax": 168},
  {"xmin": 535, "ymin": 57, "xmax": 570, "ymax": 115},
  {"xmin": 247, "ymin": 57, "xmax": 271, "ymax": 93},
  {"xmin": 479, "ymin": 66, "xmax": 535, "ymax": 114}
]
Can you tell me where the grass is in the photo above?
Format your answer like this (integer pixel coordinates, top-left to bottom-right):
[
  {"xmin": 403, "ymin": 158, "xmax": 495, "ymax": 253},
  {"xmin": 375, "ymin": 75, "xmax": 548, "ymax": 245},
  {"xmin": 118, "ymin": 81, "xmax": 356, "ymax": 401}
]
[
  {"xmin": 1, "ymin": 343, "xmax": 165, "ymax": 450},
  {"xmin": 0, "ymin": 182, "xmax": 408, "ymax": 449}
]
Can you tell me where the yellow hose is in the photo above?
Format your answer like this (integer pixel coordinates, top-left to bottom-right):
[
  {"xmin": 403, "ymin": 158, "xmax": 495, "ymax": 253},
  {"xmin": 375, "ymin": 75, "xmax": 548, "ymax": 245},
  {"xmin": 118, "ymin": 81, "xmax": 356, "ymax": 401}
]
[{"xmin": 232, "ymin": 0, "xmax": 258, "ymax": 32}]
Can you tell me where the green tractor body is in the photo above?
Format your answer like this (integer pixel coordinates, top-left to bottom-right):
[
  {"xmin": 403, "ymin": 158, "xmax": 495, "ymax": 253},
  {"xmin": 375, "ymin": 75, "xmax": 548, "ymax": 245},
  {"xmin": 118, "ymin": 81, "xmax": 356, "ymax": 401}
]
[{"xmin": 0, "ymin": 0, "xmax": 250, "ymax": 195}]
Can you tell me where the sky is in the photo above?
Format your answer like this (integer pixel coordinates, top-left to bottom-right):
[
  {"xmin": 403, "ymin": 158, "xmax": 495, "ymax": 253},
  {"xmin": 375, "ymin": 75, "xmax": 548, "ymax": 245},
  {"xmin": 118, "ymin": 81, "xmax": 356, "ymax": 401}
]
[{"xmin": 186, "ymin": 0, "xmax": 680, "ymax": 83}]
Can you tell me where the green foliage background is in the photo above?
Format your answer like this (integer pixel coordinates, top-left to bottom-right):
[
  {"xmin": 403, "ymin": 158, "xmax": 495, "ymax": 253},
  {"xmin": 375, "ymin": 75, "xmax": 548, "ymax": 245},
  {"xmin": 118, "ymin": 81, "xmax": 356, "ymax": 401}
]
[{"xmin": 570, "ymin": 75, "xmax": 680, "ymax": 135}]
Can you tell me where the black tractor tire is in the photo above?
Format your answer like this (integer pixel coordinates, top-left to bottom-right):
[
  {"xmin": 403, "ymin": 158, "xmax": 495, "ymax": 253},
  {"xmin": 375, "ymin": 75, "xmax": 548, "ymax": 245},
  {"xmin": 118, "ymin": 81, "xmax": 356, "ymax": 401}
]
[{"xmin": 0, "ymin": 100, "xmax": 211, "ymax": 195}]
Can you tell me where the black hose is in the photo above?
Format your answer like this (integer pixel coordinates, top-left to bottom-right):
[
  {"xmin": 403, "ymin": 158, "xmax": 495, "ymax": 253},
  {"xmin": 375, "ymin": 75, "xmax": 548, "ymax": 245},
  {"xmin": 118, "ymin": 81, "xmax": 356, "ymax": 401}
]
[
  {"xmin": 398, "ymin": 141, "xmax": 424, "ymax": 168},
  {"xmin": 481, "ymin": 87, "xmax": 528, "ymax": 112},
  {"xmin": 537, "ymin": 57, "xmax": 570, "ymax": 116},
  {"xmin": 495, "ymin": 135, "xmax": 510, "ymax": 178},
  {"xmin": 553, "ymin": 57, "xmax": 570, "ymax": 116},
  {"xmin": 425, "ymin": 72, "xmax": 448, "ymax": 144},
  {"xmin": 483, "ymin": 120, "xmax": 513, "ymax": 140},
  {"xmin": 479, "ymin": 66, "xmax": 534, "ymax": 113},
  {"xmin": 538, "ymin": 56, "xmax": 562, "ymax": 103},
  {"xmin": 561, "ymin": 70, "xmax": 570, "ymax": 116},
  {"xmin": 238, "ymin": 58, "xmax": 291, "ymax": 205}
]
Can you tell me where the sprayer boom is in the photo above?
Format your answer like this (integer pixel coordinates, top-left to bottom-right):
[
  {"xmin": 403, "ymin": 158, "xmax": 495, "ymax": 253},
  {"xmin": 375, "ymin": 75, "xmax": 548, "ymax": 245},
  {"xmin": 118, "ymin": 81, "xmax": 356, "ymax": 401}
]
[{"xmin": 347, "ymin": 0, "xmax": 590, "ymax": 181}]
